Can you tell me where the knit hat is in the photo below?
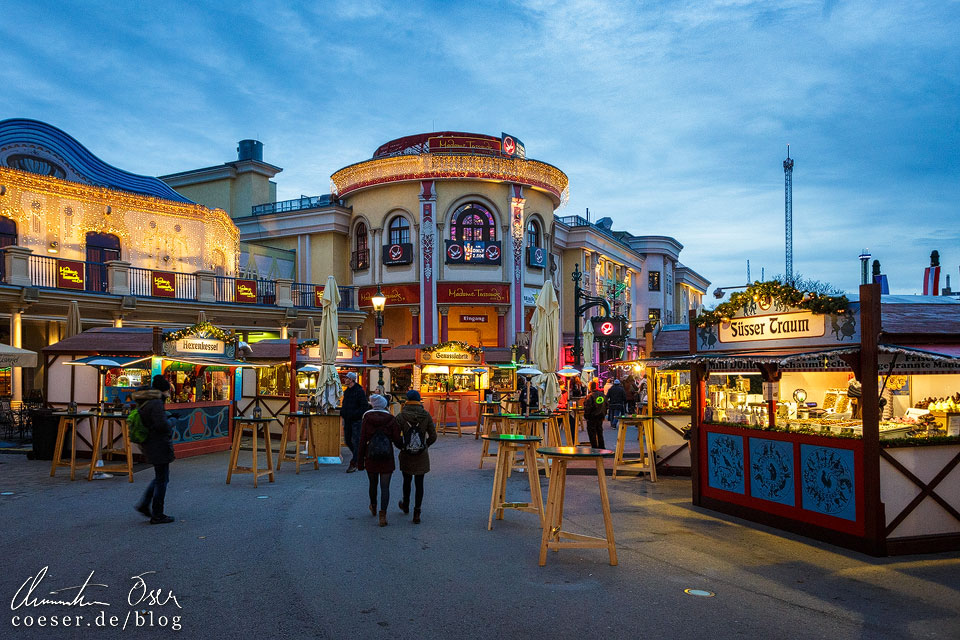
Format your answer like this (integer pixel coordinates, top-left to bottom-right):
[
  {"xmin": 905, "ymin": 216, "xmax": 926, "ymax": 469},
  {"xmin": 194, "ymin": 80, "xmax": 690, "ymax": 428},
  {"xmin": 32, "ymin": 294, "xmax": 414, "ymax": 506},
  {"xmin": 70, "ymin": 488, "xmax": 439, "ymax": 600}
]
[
  {"xmin": 406, "ymin": 390, "xmax": 422, "ymax": 401},
  {"xmin": 369, "ymin": 394, "xmax": 387, "ymax": 410},
  {"xmin": 152, "ymin": 375, "xmax": 172, "ymax": 392},
  {"xmin": 345, "ymin": 371, "xmax": 358, "ymax": 382},
  {"xmin": 613, "ymin": 379, "xmax": 621, "ymax": 385}
]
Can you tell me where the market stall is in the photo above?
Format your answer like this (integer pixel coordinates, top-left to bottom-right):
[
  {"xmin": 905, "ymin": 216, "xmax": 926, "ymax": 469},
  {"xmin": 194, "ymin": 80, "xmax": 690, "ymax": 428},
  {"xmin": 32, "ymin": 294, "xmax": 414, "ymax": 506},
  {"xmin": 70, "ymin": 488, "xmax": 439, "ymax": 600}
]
[{"xmin": 680, "ymin": 282, "xmax": 960, "ymax": 555}]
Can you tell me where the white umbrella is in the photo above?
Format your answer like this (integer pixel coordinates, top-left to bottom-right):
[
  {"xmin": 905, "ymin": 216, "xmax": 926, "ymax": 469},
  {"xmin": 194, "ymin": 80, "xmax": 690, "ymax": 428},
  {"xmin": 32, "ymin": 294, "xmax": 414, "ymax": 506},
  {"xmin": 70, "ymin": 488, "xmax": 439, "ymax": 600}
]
[
  {"xmin": 530, "ymin": 282, "xmax": 561, "ymax": 411},
  {"xmin": 65, "ymin": 300, "xmax": 82, "ymax": 338},
  {"xmin": 0, "ymin": 343, "xmax": 37, "ymax": 368},
  {"xmin": 304, "ymin": 316, "xmax": 316, "ymax": 340},
  {"xmin": 314, "ymin": 276, "xmax": 343, "ymax": 413},
  {"xmin": 580, "ymin": 317, "xmax": 595, "ymax": 385}
]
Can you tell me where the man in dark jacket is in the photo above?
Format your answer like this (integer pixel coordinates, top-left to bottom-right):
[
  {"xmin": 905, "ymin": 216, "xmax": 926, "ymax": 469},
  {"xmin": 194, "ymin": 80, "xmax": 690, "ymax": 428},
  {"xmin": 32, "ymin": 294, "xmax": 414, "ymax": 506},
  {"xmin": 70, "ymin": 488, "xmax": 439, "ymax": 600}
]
[
  {"xmin": 519, "ymin": 381, "xmax": 539, "ymax": 414},
  {"xmin": 605, "ymin": 378, "xmax": 627, "ymax": 430},
  {"xmin": 133, "ymin": 375, "xmax": 176, "ymax": 524},
  {"xmin": 341, "ymin": 371, "xmax": 370, "ymax": 473},
  {"xmin": 583, "ymin": 382, "xmax": 607, "ymax": 449},
  {"xmin": 395, "ymin": 390, "xmax": 438, "ymax": 524}
]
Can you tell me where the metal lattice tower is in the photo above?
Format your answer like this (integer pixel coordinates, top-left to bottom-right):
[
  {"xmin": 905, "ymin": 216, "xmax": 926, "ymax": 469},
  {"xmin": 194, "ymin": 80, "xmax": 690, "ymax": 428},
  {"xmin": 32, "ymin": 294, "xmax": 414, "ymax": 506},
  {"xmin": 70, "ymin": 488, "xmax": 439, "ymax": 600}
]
[{"xmin": 783, "ymin": 145, "xmax": 794, "ymax": 285}]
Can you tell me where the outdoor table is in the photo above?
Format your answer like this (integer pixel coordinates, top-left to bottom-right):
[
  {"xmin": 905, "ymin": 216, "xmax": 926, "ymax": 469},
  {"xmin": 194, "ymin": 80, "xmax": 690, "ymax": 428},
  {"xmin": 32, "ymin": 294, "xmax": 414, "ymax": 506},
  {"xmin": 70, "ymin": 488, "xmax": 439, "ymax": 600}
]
[
  {"xmin": 87, "ymin": 411, "xmax": 134, "ymax": 482},
  {"xmin": 478, "ymin": 412, "xmax": 509, "ymax": 469},
  {"xmin": 536, "ymin": 446, "xmax": 617, "ymax": 566},
  {"xmin": 227, "ymin": 417, "xmax": 276, "ymax": 487},
  {"xmin": 278, "ymin": 412, "xmax": 319, "ymax": 473},
  {"xmin": 501, "ymin": 398, "xmax": 521, "ymax": 415},
  {"xmin": 484, "ymin": 434, "xmax": 545, "ymax": 530},
  {"xmin": 435, "ymin": 397, "xmax": 463, "ymax": 436},
  {"xmin": 474, "ymin": 400, "xmax": 504, "ymax": 439},
  {"xmin": 502, "ymin": 414, "xmax": 556, "ymax": 477},
  {"xmin": 613, "ymin": 415, "xmax": 657, "ymax": 481},
  {"xmin": 280, "ymin": 411, "xmax": 342, "ymax": 469},
  {"xmin": 50, "ymin": 411, "xmax": 96, "ymax": 481}
]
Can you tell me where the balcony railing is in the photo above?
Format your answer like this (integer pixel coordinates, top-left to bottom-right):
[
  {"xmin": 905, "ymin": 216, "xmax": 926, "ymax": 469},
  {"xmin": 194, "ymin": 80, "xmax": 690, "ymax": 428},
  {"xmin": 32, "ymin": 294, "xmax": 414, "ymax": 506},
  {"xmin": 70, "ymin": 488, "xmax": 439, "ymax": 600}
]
[
  {"xmin": 4, "ymin": 249, "xmax": 359, "ymax": 311},
  {"xmin": 350, "ymin": 249, "xmax": 369, "ymax": 271},
  {"xmin": 251, "ymin": 195, "xmax": 341, "ymax": 216}
]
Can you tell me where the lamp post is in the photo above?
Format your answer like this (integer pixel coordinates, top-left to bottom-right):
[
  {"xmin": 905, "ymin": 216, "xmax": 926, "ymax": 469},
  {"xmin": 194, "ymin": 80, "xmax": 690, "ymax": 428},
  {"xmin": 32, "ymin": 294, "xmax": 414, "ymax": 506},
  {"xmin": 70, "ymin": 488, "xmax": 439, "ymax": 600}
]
[
  {"xmin": 371, "ymin": 284, "xmax": 387, "ymax": 392},
  {"xmin": 572, "ymin": 264, "xmax": 611, "ymax": 370}
]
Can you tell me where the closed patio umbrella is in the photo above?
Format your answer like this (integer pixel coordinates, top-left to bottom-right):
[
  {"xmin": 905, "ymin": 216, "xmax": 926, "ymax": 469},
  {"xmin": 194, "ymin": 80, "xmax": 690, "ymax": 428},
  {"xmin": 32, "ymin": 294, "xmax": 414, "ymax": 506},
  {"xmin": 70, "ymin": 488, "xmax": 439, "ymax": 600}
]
[
  {"xmin": 305, "ymin": 316, "xmax": 316, "ymax": 340},
  {"xmin": 580, "ymin": 318, "xmax": 595, "ymax": 386},
  {"xmin": 314, "ymin": 276, "xmax": 343, "ymax": 413},
  {"xmin": 65, "ymin": 300, "xmax": 82, "ymax": 338},
  {"xmin": 0, "ymin": 343, "xmax": 38, "ymax": 368},
  {"xmin": 530, "ymin": 282, "xmax": 560, "ymax": 411}
]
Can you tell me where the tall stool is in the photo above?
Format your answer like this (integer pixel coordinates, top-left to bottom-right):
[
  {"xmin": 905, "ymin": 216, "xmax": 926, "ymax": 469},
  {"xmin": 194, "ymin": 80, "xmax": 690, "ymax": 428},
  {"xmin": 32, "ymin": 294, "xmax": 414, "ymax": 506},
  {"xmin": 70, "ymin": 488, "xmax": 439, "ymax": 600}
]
[
  {"xmin": 537, "ymin": 446, "xmax": 617, "ymax": 566},
  {"xmin": 485, "ymin": 434, "xmax": 544, "ymax": 530},
  {"xmin": 88, "ymin": 411, "xmax": 134, "ymax": 482},
  {"xmin": 612, "ymin": 415, "xmax": 657, "ymax": 481},
  {"xmin": 478, "ymin": 413, "xmax": 507, "ymax": 469},
  {"xmin": 277, "ymin": 413, "xmax": 318, "ymax": 473},
  {"xmin": 227, "ymin": 417, "xmax": 276, "ymax": 487},
  {"xmin": 50, "ymin": 411, "xmax": 95, "ymax": 481},
  {"xmin": 435, "ymin": 397, "xmax": 462, "ymax": 436}
]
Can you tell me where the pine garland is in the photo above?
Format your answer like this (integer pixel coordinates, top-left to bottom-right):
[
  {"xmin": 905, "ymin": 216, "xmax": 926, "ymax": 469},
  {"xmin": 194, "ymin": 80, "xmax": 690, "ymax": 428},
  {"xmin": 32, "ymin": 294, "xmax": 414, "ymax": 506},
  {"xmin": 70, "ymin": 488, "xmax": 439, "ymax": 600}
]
[
  {"xmin": 695, "ymin": 280, "xmax": 849, "ymax": 327},
  {"xmin": 163, "ymin": 321, "xmax": 238, "ymax": 344},
  {"xmin": 422, "ymin": 340, "xmax": 483, "ymax": 356},
  {"xmin": 299, "ymin": 337, "xmax": 362, "ymax": 351}
]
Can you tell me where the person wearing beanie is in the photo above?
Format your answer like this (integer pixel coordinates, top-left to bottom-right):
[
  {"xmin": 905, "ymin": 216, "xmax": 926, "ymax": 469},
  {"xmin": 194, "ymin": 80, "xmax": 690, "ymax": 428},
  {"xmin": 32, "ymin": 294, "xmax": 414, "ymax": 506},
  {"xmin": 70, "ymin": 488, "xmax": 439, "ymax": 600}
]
[
  {"xmin": 357, "ymin": 394, "xmax": 402, "ymax": 526},
  {"xmin": 395, "ymin": 389, "xmax": 437, "ymax": 524},
  {"xmin": 341, "ymin": 371, "xmax": 370, "ymax": 473},
  {"xmin": 133, "ymin": 374, "xmax": 176, "ymax": 524},
  {"xmin": 605, "ymin": 377, "xmax": 627, "ymax": 430},
  {"xmin": 583, "ymin": 380, "xmax": 607, "ymax": 448}
]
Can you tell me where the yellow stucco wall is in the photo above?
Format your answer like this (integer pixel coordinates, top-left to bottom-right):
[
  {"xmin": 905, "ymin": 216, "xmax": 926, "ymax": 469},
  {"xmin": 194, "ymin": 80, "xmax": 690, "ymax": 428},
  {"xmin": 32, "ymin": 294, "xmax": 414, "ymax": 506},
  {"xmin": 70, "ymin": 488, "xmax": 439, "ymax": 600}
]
[{"xmin": 170, "ymin": 179, "xmax": 233, "ymax": 215}]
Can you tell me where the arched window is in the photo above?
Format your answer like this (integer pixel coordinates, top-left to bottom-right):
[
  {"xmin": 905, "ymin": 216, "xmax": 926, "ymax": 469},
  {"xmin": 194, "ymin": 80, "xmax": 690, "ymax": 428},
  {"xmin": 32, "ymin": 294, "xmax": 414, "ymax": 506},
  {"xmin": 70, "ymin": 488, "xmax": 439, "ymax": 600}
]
[
  {"xmin": 388, "ymin": 216, "xmax": 410, "ymax": 245},
  {"xmin": 85, "ymin": 232, "xmax": 121, "ymax": 293},
  {"xmin": 526, "ymin": 219, "xmax": 540, "ymax": 248},
  {"xmin": 450, "ymin": 204, "xmax": 496, "ymax": 243},
  {"xmin": 352, "ymin": 223, "xmax": 369, "ymax": 270}
]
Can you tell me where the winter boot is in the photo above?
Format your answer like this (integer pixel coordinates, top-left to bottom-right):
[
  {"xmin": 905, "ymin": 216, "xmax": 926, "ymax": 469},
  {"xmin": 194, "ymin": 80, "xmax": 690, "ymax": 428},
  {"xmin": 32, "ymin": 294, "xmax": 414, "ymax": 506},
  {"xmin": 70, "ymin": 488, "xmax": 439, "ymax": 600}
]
[
  {"xmin": 369, "ymin": 504, "xmax": 376, "ymax": 516},
  {"xmin": 412, "ymin": 508, "xmax": 421, "ymax": 524},
  {"xmin": 398, "ymin": 499, "xmax": 409, "ymax": 514},
  {"xmin": 378, "ymin": 510, "xmax": 388, "ymax": 527}
]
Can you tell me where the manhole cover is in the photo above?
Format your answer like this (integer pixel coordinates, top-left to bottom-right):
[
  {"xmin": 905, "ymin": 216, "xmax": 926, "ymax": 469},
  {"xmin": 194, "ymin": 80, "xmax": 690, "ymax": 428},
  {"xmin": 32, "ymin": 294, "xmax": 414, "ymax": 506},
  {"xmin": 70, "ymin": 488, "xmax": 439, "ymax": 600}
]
[{"xmin": 684, "ymin": 588, "xmax": 715, "ymax": 597}]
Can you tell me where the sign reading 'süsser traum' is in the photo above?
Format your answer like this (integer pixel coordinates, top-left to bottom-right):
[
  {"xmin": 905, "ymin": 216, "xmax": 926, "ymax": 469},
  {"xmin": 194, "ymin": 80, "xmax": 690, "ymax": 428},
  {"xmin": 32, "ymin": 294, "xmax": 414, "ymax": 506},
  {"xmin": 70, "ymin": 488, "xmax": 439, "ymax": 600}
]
[{"xmin": 719, "ymin": 311, "xmax": 825, "ymax": 343}]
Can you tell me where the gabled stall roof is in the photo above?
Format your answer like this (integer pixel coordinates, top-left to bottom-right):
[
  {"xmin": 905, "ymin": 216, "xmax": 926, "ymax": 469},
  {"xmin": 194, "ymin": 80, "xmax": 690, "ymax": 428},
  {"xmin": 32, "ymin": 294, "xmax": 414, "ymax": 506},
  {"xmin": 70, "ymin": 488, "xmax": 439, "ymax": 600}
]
[{"xmin": 43, "ymin": 327, "xmax": 154, "ymax": 355}]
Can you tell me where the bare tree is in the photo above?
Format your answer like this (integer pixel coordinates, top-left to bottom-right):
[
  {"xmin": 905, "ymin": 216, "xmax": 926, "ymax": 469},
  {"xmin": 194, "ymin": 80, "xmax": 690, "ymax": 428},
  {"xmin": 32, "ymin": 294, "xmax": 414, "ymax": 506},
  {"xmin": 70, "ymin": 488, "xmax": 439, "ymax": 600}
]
[{"xmin": 768, "ymin": 273, "xmax": 845, "ymax": 295}]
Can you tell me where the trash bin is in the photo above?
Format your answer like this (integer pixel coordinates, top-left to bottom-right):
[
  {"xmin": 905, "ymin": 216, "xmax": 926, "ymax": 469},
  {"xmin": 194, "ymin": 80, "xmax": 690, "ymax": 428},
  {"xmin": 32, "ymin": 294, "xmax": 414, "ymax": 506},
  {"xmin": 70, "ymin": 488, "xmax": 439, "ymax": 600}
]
[{"xmin": 27, "ymin": 409, "xmax": 63, "ymax": 460}]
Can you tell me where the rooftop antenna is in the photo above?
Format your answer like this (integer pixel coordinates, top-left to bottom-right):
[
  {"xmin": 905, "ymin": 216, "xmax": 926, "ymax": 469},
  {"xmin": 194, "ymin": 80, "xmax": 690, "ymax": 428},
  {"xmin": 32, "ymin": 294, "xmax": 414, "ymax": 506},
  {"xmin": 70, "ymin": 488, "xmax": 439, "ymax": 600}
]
[
  {"xmin": 747, "ymin": 259, "xmax": 751, "ymax": 283},
  {"xmin": 783, "ymin": 144, "xmax": 794, "ymax": 285},
  {"xmin": 586, "ymin": 207, "xmax": 590, "ymax": 223}
]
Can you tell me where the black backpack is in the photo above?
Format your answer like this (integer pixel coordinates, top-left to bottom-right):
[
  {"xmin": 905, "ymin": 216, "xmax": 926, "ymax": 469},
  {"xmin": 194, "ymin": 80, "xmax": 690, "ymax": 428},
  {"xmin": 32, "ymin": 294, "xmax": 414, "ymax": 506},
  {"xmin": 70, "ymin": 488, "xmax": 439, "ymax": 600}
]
[
  {"xmin": 401, "ymin": 420, "xmax": 426, "ymax": 455},
  {"xmin": 366, "ymin": 429, "xmax": 393, "ymax": 461}
]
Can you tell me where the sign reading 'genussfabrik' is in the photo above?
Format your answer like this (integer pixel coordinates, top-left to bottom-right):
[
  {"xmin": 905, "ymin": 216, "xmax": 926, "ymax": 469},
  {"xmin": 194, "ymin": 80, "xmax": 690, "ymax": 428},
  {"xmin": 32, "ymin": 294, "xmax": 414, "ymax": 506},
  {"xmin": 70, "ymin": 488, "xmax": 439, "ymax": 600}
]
[
  {"xmin": 175, "ymin": 338, "xmax": 225, "ymax": 355},
  {"xmin": 719, "ymin": 311, "xmax": 825, "ymax": 343}
]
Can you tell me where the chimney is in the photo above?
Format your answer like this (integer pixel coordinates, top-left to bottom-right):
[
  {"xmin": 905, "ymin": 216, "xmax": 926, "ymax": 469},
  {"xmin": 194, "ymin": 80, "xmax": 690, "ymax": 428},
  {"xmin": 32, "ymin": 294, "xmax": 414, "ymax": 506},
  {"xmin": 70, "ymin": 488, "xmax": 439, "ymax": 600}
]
[{"xmin": 237, "ymin": 139, "xmax": 263, "ymax": 162}]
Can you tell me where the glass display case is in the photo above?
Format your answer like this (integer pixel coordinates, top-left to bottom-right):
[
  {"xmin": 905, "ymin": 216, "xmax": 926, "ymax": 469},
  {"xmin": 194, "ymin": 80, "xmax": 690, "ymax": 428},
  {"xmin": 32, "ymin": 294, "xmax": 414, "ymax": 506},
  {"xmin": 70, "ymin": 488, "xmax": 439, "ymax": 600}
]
[
  {"xmin": 420, "ymin": 369, "xmax": 478, "ymax": 394},
  {"xmin": 165, "ymin": 364, "xmax": 232, "ymax": 403},
  {"xmin": 103, "ymin": 367, "xmax": 152, "ymax": 404},
  {"xmin": 654, "ymin": 370, "xmax": 691, "ymax": 411},
  {"xmin": 257, "ymin": 364, "xmax": 322, "ymax": 398}
]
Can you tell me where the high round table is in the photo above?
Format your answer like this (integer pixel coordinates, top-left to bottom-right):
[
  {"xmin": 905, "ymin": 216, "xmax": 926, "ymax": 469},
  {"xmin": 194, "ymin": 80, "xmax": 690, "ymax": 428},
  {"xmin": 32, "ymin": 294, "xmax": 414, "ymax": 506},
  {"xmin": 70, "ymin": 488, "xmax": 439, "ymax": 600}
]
[{"xmin": 484, "ymin": 433, "xmax": 544, "ymax": 530}]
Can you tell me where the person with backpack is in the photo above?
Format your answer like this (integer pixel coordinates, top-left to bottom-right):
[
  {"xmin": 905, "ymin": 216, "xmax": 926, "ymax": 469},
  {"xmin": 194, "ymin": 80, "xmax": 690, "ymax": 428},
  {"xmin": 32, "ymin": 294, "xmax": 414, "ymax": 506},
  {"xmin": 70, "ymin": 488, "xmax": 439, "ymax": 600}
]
[
  {"xmin": 395, "ymin": 390, "xmax": 437, "ymax": 524},
  {"xmin": 132, "ymin": 375, "xmax": 176, "ymax": 524},
  {"xmin": 605, "ymin": 378, "xmax": 627, "ymax": 430},
  {"xmin": 583, "ymin": 381, "xmax": 607, "ymax": 449},
  {"xmin": 357, "ymin": 394, "xmax": 402, "ymax": 526},
  {"xmin": 341, "ymin": 371, "xmax": 371, "ymax": 473}
]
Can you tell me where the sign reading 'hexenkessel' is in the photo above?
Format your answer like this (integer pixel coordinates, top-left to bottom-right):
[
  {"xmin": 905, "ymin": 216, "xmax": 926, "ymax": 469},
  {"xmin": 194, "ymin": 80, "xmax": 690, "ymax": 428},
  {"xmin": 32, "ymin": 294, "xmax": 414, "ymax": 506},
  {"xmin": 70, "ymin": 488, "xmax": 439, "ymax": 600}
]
[{"xmin": 719, "ymin": 311, "xmax": 825, "ymax": 343}]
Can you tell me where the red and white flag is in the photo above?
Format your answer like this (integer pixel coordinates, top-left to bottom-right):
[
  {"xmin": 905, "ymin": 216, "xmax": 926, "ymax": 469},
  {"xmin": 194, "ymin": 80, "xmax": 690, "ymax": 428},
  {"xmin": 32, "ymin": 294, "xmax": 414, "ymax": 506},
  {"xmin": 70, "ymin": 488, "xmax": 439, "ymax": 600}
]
[{"xmin": 923, "ymin": 266, "xmax": 940, "ymax": 295}]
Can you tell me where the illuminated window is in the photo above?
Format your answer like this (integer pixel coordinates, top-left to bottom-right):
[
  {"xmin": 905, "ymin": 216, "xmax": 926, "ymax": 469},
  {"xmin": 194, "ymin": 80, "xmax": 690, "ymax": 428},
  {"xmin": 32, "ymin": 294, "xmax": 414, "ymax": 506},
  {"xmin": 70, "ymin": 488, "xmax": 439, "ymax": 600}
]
[
  {"xmin": 649, "ymin": 271, "xmax": 661, "ymax": 291},
  {"xmin": 450, "ymin": 204, "xmax": 496, "ymax": 242},
  {"xmin": 526, "ymin": 219, "xmax": 540, "ymax": 248},
  {"xmin": 355, "ymin": 223, "xmax": 368, "ymax": 253},
  {"xmin": 388, "ymin": 216, "xmax": 410, "ymax": 245},
  {"xmin": 648, "ymin": 308, "xmax": 661, "ymax": 324}
]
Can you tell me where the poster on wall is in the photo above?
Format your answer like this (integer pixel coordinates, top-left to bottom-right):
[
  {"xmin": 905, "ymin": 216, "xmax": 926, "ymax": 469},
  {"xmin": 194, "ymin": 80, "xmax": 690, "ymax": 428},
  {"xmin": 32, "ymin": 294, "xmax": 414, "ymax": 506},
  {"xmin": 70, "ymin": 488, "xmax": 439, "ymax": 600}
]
[
  {"xmin": 152, "ymin": 271, "xmax": 177, "ymax": 298},
  {"xmin": 56, "ymin": 259, "xmax": 85, "ymax": 290},
  {"xmin": 235, "ymin": 279, "xmax": 258, "ymax": 303}
]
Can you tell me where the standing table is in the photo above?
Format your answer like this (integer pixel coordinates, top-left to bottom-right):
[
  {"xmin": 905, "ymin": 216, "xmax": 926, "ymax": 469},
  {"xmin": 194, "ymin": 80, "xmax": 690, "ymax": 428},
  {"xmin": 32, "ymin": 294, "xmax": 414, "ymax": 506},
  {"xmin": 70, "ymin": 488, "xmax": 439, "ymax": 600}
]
[
  {"xmin": 88, "ymin": 412, "xmax": 134, "ymax": 482},
  {"xmin": 485, "ymin": 434, "xmax": 545, "ymax": 530},
  {"xmin": 50, "ymin": 411, "xmax": 96, "ymax": 481},
  {"xmin": 434, "ymin": 397, "xmax": 463, "ymax": 436},
  {"xmin": 474, "ymin": 400, "xmax": 503, "ymax": 439},
  {"xmin": 537, "ymin": 446, "xmax": 617, "ymax": 566},
  {"xmin": 278, "ymin": 413, "xmax": 319, "ymax": 473},
  {"xmin": 227, "ymin": 417, "xmax": 276, "ymax": 487},
  {"xmin": 613, "ymin": 415, "xmax": 657, "ymax": 481}
]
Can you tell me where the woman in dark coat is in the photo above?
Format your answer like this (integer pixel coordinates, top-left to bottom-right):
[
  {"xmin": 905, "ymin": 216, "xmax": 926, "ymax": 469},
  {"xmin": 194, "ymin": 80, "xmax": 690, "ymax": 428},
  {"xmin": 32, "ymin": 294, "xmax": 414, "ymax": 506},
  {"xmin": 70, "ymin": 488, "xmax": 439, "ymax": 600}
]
[
  {"xmin": 395, "ymin": 390, "xmax": 437, "ymax": 524},
  {"xmin": 133, "ymin": 375, "xmax": 176, "ymax": 524},
  {"xmin": 357, "ymin": 394, "xmax": 403, "ymax": 526}
]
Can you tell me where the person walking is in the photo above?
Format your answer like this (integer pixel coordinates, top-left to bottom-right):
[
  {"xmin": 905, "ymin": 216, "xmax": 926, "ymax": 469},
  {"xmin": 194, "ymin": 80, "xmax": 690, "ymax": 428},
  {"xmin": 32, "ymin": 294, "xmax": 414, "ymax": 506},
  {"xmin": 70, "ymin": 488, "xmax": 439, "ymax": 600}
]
[
  {"xmin": 357, "ymin": 394, "xmax": 402, "ymax": 526},
  {"xmin": 606, "ymin": 378, "xmax": 627, "ymax": 431},
  {"xmin": 624, "ymin": 375, "xmax": 638, "ymax": 414},
  {"xmin": 341, "ymin": 371, "xmax": 370, "ymax": 473},
  {"xmin": 133, "ymin": 375, "xmax": 176, "ymax": 525},
  {"xmin": 395, "ymin": 390, "xmax": 437, "ymax": 524},
  {"xmin": 582, "ymin": 381, "xmax": 607, "ymax": 449}
]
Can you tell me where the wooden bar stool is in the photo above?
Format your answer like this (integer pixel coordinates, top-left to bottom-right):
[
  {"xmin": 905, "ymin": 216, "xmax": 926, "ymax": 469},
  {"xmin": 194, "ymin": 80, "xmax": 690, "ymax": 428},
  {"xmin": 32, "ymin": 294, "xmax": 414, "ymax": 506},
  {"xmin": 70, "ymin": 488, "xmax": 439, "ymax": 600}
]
[
  {"xmin": 612, "ymin": 415, "xmax": 657, "ymax": 481},
  {"xmin": 226, "ymin": 417, "xmax": 276, "ymax": 487},
  {"xmin": 50, "ymin": 411, "xmax": 95, "ymax": 481},
  {"xmin": 435, "ymin": 397, "xmax": 462, "ymax": 436},
  {"xmin": 485, "ymin": 434, "xmax": 545, "ymax": 530},
  {"xmin": 88, "ymin": 412, "xmax": 134, "ymax": 482},
  {"xmin": 478, "ymin": 413, "xmax": 507, "ymax": 469},
  {"xmin": 277, "ymin": 413, "xmax": 318, "ymax": 473},
  {"xmin": 537, "ymin": 446, "xmax": 617, "ymax": 566}
]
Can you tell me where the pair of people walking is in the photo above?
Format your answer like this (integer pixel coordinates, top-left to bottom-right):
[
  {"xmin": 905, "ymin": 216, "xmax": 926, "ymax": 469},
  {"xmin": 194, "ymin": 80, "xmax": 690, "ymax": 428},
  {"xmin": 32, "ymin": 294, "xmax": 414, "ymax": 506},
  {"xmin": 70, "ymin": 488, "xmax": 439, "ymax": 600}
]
[{"xmin": 357, "ymin": 390, "xmax": 436, "ymax": 526}]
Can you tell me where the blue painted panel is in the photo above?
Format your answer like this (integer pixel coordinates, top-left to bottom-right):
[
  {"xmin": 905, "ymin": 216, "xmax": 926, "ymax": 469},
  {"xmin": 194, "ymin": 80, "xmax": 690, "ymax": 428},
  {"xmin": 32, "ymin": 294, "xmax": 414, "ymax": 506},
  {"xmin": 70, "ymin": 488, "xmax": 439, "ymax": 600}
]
[
  {"xmin": 800, "ymin": 445, "xmax": 856, "ymax": 521},
  {"xmin": 707, "ymin": 432, "xmax": 744, "ymax": 494},
  {"xmin": 749, "ymin": 438, "xmax": 795, "ymax": 506},
  {"xmin": 169, "ymin": 406, "xmax": 231, "ymax": 443}
]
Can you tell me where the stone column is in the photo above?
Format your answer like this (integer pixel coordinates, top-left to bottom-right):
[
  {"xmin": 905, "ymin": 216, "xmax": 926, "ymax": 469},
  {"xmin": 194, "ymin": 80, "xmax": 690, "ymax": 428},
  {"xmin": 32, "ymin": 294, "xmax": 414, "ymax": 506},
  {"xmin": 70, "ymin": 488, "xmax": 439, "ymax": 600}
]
[
  {"xmin": 195, "ymin": 270, "xmax": 216, "ymax": 303},
  {"xmin": 4, "ymin": 246, "xmax": 33, "ymax": 287},
  {"xmin": 106, "ymin": 260, "xmax": 131, "ymax": 296},
  {"xmin": 10, "ymin": 309, "xmax": 22, "ymax": 401},
  {"xmin": 418, "ymin": 181, "xmax": 438, "ymax": 343},
  {"xmin": 439, "ymin": 306, "xmax": 449, "ymax": 343},
  {"xmin": 496, "ymin": 306, "xmax": 508, "ymax": 348},
  {"xmin": 410, "ymin": 308, "xmax": 420, "ymax": 344},
  {"xmin": 280, "ymin": 323, "xmax": 288, "ymax": 339},
  {"xmin": 275, "ymin": 278, "xmax": 293, "ymax": 308}
]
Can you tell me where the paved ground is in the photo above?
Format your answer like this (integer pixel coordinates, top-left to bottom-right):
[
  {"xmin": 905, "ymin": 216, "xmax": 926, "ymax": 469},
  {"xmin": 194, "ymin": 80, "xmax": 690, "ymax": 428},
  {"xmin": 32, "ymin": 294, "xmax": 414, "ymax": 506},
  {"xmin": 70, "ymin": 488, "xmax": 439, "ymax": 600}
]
[{"xmin": 1, "ymin": 428, "xmax": 958, "ymax": 639}]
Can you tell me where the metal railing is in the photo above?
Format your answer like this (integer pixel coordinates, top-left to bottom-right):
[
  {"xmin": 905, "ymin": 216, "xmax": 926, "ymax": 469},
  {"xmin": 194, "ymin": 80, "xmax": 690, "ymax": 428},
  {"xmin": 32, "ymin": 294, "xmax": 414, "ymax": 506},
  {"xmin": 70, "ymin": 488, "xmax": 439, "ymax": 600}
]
[
  {"xmin": 251, "ymin": 195, "xmax": 341, "ymax": 215},
  {"xmin": 556, "ymin": 215, "xmax": 633, "ymax": 250},
  {"xmin": 292, "ymin": 283, "xmax": 356, "ymax": 310},
  {"xmin": 27, "ymin": 253, "xmax": 110, "ymax": 291},
  {"xmin": 128, "ymin": 266, "xmax": 197, "ymax": 300},
  {"xmin": 211, "ymin": 275, "xmax": 276, "ymax": 305}
]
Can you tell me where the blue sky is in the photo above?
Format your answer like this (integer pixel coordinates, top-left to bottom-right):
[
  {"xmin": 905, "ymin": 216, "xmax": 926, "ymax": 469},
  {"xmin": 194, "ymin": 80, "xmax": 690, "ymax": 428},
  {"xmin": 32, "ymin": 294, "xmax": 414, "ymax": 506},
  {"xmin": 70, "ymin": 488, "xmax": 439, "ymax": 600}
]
[{"xmin": 1, "ymin": 0, "xmax": 958, "ymax": 297}]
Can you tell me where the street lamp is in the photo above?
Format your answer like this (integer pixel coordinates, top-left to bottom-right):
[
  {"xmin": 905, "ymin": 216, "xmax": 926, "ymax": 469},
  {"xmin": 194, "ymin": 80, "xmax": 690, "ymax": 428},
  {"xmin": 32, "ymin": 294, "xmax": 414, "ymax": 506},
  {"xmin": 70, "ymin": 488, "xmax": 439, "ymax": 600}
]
[{"xmin": 371, "ymin": 284, "xmax": 387, "ymax": 391}]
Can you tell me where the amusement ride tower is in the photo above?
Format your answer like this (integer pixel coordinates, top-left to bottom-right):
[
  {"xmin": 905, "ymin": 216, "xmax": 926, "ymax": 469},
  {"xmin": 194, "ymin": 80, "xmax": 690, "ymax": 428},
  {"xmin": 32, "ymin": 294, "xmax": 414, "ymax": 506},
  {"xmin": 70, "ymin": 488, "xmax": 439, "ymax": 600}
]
[{"xmin": 783, "ymin": 145, "xmax": 794, "ymax": 285}]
